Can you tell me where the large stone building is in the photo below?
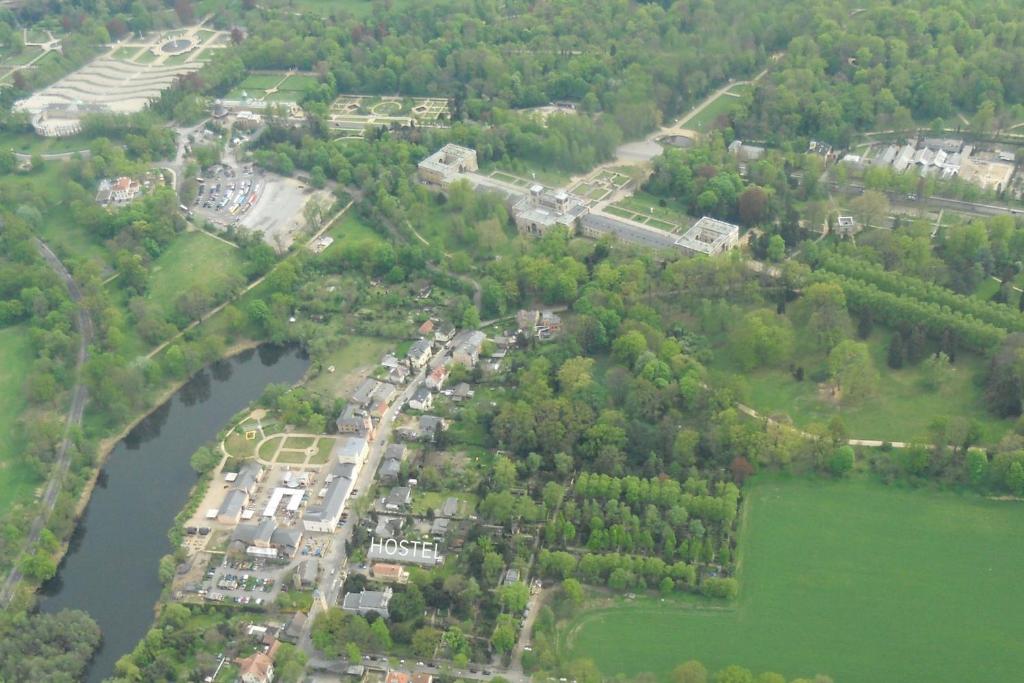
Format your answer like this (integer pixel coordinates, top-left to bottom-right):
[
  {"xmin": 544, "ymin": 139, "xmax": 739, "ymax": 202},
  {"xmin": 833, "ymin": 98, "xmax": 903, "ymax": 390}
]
[
  {"xmin": 511, "ymin": 185, "xmax": 589, "ymax": 236},
  {"xmin": 674, "ymin": 216, "xmax": 740, "ymax": 255},
  {"xmin": 417, "ymin": 144, "xmax": 478, "ymax": 187}
]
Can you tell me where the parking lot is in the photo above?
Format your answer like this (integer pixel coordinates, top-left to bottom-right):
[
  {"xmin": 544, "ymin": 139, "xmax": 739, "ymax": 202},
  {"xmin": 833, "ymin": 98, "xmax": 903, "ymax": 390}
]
[
  {"xmin": 194, "ymin": 163, "xmax": 264, "ymax": 224},
  {"xmin": 201, "ymin": 557, "xmax": 285, "ymax": 605}
]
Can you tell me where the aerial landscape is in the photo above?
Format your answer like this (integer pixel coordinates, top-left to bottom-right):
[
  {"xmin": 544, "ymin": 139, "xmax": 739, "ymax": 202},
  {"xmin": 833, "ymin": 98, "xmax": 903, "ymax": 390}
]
[{"xmin": 2, "ymin": 1, "xmax": 1024, "ymax": 682}]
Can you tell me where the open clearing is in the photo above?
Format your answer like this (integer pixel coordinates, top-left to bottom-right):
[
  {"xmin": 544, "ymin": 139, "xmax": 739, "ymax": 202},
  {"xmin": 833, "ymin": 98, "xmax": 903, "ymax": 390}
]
[
  {"xmin": 146, "ymin": 231, "xmax": 247, "ymax": 317},
  {"xmin": 712, "ymin": 326, "xmax": 1011, "ymax": 444},
  {"xmin": 565, "ymin": 476, "xmax": 1024, "ymax": 682},
  {"xmin": 0, "ymin": 326, "xmax": 43, "ymax": 513}
]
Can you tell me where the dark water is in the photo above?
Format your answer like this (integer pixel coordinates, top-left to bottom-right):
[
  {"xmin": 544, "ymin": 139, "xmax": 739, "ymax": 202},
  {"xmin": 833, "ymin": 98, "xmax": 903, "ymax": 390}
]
[{"xmin": 39, "ymin": 345, "xmax": 309, "ymax": 683}]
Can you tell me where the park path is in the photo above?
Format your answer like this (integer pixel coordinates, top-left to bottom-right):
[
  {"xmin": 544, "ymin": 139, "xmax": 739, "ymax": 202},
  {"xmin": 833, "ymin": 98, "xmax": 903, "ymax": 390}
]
[{"xmin": 0, "ymin": 238, "xmax": 94, "ymax": 607}]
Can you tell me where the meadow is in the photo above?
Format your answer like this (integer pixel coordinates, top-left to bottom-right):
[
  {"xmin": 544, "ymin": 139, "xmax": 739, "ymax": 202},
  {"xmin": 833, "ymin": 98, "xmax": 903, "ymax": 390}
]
[
  {"xmin": 0, "ymin": 326, "xmax": 43, "ymax": 513},
  {"xmin": 564, "ymin": 476, "xmax": 1024, "ymax": 682},
  {"xmin": 712, "ymin": 324, "xmax": 1012, "ymax": 444},
  {"xmin": 146, "ymin": 231, "xmax": 247, "ymax": 316}
]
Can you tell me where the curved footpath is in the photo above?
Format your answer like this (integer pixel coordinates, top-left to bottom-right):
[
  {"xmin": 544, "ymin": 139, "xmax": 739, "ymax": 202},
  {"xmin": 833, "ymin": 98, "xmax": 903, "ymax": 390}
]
[{"xmin": 0, "ymin": 238, "xmax": 94, "ymax": 607}]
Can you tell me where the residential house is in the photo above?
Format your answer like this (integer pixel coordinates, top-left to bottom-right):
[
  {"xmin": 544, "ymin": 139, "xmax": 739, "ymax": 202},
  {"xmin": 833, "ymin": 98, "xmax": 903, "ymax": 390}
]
[
  {"xmin": 379, "ymin": 444, "xmax": 405, "ymax": 483},
  {"xmin": 538, "ymin": 311, "xmax": 562, "ymax": 339},
  {"xmin": 388, "ymin": 364, "xmax": 411, "ymax": 385},
  {"xmin": 430, "ymin": 517, "xmax": 450, "ymax": 540},
  {"xmin": 452, "ymin": 330, "xmax": 486, "ymax": 367},
  {"xmin": 336, "ymin": 405, "xmax": 374, "ymax": 439},
  {"xmin": 297, "ymin": 558, "xmax": 319, "ymax": 588},
  {"xmin": 434, "ymin": 322, "xmax": 456, "ymax": 344},
  {"xmin": 452, "ymin": 382, "xmax": 474, "ymax": 402},
  {"xmin": 418, "ymin": 415, "xmax": 447, "ymax": 440},
  {"xmin": 342, "ymin": 587, "xmax": 393, "ymax": 619},
  {"xmin": 426, "ymin": 365, "xmax": 448, "ymax": 390},
  {"xmin": 351, "ymin": 378, "xmax": 381, "ymax": 407},
  {"xmin": 383, "ymin": 486, "xmax": 413, "ymax": 512},
  {"xmin": 412, "ymin": 673, "xmax": 434, "ymax": 683},
  {"xmin": 516, "ymin": 310, "xmax": 540, "ymax": 331},
  {"xmin": 407, "ymin": 339, "xmax": 433, "ymax": 369},
  {"xmin": 281, "ymin": 612, "xmax": 306, "ymax": 643},
  {"xmin": 375, "ymin": 515, "xmax": 405, "ymax": 539},
  {"xmin": 371, "ymin": 563, "xmax": 410, "ymax": 583},
  {"xmin": 236, "ymin": 652, "xmax": 274, "ymax": 683},
  {"xmin": 381, "ymin": 353, "xmax": 401, "ymax": 370},
  {"xmin": 408, "ymin": 386, "xmax": 433, "ymax": 411},
  {"xmin": 439, "ymin": 497, "xmax": 459, "ymax": 518},
  {"xmin": 418, "ymin": 319, "xmax": 435, "ymax": 336},
  {"xmin": 386, "ymin": 671, "xmax": 411, "ymax": 683},
  {"xmin": 503, "ymin": 568, "xmax": 521, "ymax": 585}
]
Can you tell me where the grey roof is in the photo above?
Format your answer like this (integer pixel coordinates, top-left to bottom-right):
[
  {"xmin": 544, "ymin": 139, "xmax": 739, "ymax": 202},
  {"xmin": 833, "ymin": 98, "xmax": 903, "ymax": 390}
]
[
  {"xmin": 332, "ymin": 435, "xmax": 368, "ymax": 462},
  {"xmin": 453, "ymin": 382, "xmax": 472, "ymax": 398},
  {"xmin": 375, "ymin": 515, "xmax": 404, "ymax": 538},
  {"xmin": 304, "ymin": 462, "xmax": 355, "ymax": 524},
  {"xmin": 234, "ymin": 461, "xmax": 262, "ymax": 494},
  {"xmin": 385, "ymin": 486, "xmax": 412, "ymax": 508},
  {"xmin": 220, "ymin": 489, "xmax": 248, "ymax": 519},
  {"xmin": 440, "ymin": 497, "xmax": 459, "ymax": 518},
  {"xmin": 408, "ymin": 339, "xmax": 432, "ymax": 360},
  {"xmin": 418, "ymin": 415, "xmax": 444, "ymax": 433},
  {"xmin": 351, "ymin": 378, "xmax": 380, "ymax": 405},
  {"xmin": 430, "ymin": 517, "xmax": 450, "ymax": 536},
  {"xmin": 271, "ymin": 526, "xmax": 303, "ymax": 551},
  {"xmin": 384, "ymin": 443, "xmax": 406, "ymax": 460},
  {"xmin": 379, "ymin": 458, "xmax": 401, "ymax": 480},
  {"xmin": 299, "ymin": 558, "xmax": 318, "ymax": 584},
  {"xmin": 371, "ymin": 382, "xmax": 397, "ymax": 405},
  {"xmin": 411, "ymin": 386, "xmax": 432, "ymax": 403},
  {"xmin": 342, "ymin": 588, "xmax": 392, "ymax": 616}
]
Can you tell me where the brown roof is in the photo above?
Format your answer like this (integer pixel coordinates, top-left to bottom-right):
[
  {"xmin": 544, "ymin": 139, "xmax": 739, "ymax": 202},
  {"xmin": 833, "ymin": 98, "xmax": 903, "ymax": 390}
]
[
  {"xmin": 418, "ymin": 320, "xmax": 435, "ymax": 334},
  {"xmin": 387, "ymin": 672, "xmax": 411, "ymax": 683},
  {"xmin": 412, "ymin": 673, "xmax": 434, "ymax": 683},
  {"xmin": 372, "ymin": 563, "xmax": 404, "ymax": 579},
  {"xmin": 236, "ymin": 652, "xmax": 274, "ymax": 681}
]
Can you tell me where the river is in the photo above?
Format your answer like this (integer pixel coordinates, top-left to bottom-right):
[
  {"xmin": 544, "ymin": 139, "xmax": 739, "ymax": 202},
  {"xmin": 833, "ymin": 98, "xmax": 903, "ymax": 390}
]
[{"xmin": 39, "ymin": 344, "xmax": 309, "ymax": 683}]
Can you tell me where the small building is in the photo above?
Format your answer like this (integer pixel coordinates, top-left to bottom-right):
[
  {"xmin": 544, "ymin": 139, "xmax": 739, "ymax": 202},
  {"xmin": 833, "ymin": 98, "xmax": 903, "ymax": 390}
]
[
  {"xmin": 411, "ymin": 673, "xmax": 434, "ymax": 683},
  {"xmin": 674, "ymin": 216, "xmax": 740, "ymax": 256},
  {"xmin": 383, "ymin": 486, "xmax": 412, "ymax": 512},
  {"xmin": 417, "ymin": 144, "xmax": 479, "ymax": 187},
  {"xmin": 236, "ymin": 651, "xmax": 275, "ymax": 683},
  {"xmin": 503, "ymin": 568, "xmax": 521, "ymax": 585},
  {"xmin": 834, "ymin": 215, "xmax": 859, "ymax": 237},
  {"xmin": 408, "ymin": 386, "xmax": 434, "ymax": 411},
  {"xmin": 728, "ymin": 139, "xmax": 765, "ymax": 161},
  {"xmin": 351, "ymin": 378, "xmax": 381, "ymax": 406},
  {"xmin": 386, "ymin": 671, "xmax": 411, "ymax": 683},
  {"xmin": 96, "ymin": 176, "xmax": 141, "ymax": 205},
  {"xmin": 430, "ymin": 517, "xmax": 450, "ymax": 540},
  {"xmin": 342, "ymin": 587, "xmax": 393, "ymax": 619},
  {"xmin": 375, "ymin": 514, "xmax": 405, "ymax": 539},
  {"xmin": 418, "ymin": 319, "xmax": 435, "ymax": 336},
  {"xmin": 371, "ymin": 563, "xmax": 410, "ymax": 584},
  {"xmin": 407, "ymin": 339, "xmax": 433, "ymax": 369},
  {"xmin": 426, "ymin": 364, "xmax": 449, "ymax": 390},
  {"xmin": 452, "ymin": 330, "xmax": 487, "ymax": 367},
  {"xmin": 434, "ymin": 321, "xmax": 456, "ymax": 344},
  {"xmin": 452, "ymin": 382, "xmax": 474, "ymax": 402},
  {"xmin": 281, "ymin": 612, "xmax": 306, "ymax": 643},
  {"xmin": 297, "ymin": 558, "xmax": 319, "ymax": 588},
  {"xmin": 388, "ymin": 364, "xmax": 411, "ymax": 385},
  {"xmin": 439, "ymin": 497, "xmax": 459, "ymax": 518},
  {"xmin": 336, "ymin": 405, "xmax": 374, "ymax": 439},
  {"xmin": 217, "ymin": 462, "xmax": 263, "ymax": 524},
  {"xmin": 379, "ymin": 457, "xmax": 402, "ymax": 484}
]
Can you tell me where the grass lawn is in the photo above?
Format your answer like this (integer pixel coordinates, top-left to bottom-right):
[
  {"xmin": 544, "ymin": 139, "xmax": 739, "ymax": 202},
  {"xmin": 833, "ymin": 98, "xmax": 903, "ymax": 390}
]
[
  {"xmin": 257, "ymin": 436, "xmax": 283, "ymax": 460},
  {"xmin": 283, "ymin": 435, "xmax": 315, "ymax": 449},
  {"xmin": 311, "ymin": 438, "xmax": 334, "ymax": 464},
  {"xmin": 0, "ymin": 326, "xmax": 43, "ymax": 513},
  {"xmin": 276, "ymin": 451, "xmax": 306, "ymax": 464},
  {"xmin": 305, "ymin": 336, "xmax": 392, "ymax": 399},
  {"xmin": 146, "ymin": 231, "xmax": 246, "ymax": 317},
  {"xmin": 278, "ymin": 74, "xmax": 319, "ymax": 91},
  {"xmin": 685, "ymin": 91, "xmax": 745, "ymax": 131},
  {"xmin": 323, "ymin": 212, "xmax": 386, "ymax": 250},
  {"xmin": 564, "ymin": 476, "xmax": 1024, "ymax": 682},
  {"xmin": 224, "ymin": 430, "xmax": 258, "ymax": 459},
  {"xmin": 713, "ymin": 325, "xmax": 1011, "ymax": 444},
  {"xmin": 410, "ymin": 491, "xmax": 476, "ymax": 517}
]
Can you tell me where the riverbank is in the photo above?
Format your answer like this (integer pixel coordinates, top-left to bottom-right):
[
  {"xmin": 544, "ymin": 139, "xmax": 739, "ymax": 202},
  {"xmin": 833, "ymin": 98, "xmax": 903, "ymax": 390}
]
[
  {"xmin": 40, "ymin": 344, "xmax": 311, "ymax": 683},
  {"xmin": 69, "ymin": 338, "xmax": 266, "ymax": 527}
]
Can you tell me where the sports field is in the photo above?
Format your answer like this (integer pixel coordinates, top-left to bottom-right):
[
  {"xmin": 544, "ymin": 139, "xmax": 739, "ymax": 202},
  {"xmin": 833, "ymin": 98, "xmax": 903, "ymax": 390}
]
[
  {"xmin": 565, "ymin": 476, "xmax": 1024, "ymax": 682},
  {"xmin": 0, "ymin": 326, "xmax": 43, "ymax": 513}
]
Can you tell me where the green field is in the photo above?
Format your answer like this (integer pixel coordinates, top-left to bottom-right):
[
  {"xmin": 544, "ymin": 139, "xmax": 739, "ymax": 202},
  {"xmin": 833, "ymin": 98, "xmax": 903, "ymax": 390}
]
[
  {"xmin": 713, "ymin": 325, "xmax": 1011, "ymax": 444},
  {"xmin": 305, "ymin": 336, "xmax": 393, "ymax": 398},
  {"xmin": 324, "ymin": 212, "xmax": 387, "ymax": 249},
  {"xmin": 566, "ymin": 476, "xmax": 1024, "ymax": 682},
  {"xmin": 685, "ymin": 91, "xmax": 746, "ymax": 131},
  {"xmin": 0, "ymin": 327, "xmax": 43, "ymax": 512},
  {"xmin": 146, "ymin": 231, "xmax": 246, "ymax": 316}
]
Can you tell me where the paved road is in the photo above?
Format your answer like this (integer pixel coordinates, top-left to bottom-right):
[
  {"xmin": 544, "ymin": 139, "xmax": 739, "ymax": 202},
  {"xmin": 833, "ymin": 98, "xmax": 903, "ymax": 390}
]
[{"xmin": 0, "ymin": 239, "xmax": 93, "ymax": 606}]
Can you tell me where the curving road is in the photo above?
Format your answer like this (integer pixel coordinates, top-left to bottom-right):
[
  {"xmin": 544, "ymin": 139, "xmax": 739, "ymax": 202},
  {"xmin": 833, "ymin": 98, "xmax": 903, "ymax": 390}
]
[{"xmin": 0, "ymin": 239, "xmax": 93, "ymax": 606}]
